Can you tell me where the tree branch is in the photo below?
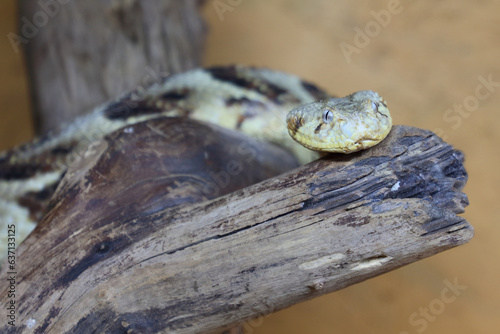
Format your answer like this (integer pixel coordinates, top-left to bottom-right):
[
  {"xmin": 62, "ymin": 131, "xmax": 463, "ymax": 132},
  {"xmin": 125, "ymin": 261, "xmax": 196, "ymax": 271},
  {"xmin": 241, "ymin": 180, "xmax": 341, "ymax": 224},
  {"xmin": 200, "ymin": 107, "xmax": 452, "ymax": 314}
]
[
  {"xmin": 0, "ymin": 122, "xmax": 472, "ymax": 333},
  {"xmin": 19, "ymin": 0, "xmax": 206, "ymax": 133}
]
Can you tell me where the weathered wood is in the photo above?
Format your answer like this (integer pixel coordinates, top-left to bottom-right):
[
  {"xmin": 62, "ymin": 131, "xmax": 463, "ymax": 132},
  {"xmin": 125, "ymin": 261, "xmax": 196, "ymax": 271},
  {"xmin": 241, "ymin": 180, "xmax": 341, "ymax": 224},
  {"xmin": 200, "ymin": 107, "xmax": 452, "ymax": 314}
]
[
  {"xmin": 0, "ymin": 123, "xmax": 472, "ymax": 333},
  {"xmin": 19, "ymin": 0, "xmax": 206, "ymax": 134}
]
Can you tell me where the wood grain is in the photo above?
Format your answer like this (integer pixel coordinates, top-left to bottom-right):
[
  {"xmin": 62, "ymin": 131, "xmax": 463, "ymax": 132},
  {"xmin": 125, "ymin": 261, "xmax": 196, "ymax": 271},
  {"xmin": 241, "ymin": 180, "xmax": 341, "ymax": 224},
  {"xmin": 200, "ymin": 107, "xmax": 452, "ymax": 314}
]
[{"xmin": 0, "ymin": 123, "xmax": 472, "ymax": 333}]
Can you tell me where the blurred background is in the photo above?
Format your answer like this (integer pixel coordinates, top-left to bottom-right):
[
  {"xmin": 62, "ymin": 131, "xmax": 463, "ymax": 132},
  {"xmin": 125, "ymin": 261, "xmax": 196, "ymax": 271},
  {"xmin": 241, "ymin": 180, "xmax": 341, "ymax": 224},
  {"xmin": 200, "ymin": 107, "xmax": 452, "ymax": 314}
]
[{"xmin": 1, "ymin": 1, "xmax": 498, "ymax": 333}]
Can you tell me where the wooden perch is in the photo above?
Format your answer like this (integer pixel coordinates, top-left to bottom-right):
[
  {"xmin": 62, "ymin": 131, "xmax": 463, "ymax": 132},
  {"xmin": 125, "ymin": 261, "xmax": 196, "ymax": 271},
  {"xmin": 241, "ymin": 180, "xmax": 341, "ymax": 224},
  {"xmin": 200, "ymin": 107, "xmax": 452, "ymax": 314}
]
[{"xmin": 0, "ymin": 121, "xmax": 472, "ymax": 333}]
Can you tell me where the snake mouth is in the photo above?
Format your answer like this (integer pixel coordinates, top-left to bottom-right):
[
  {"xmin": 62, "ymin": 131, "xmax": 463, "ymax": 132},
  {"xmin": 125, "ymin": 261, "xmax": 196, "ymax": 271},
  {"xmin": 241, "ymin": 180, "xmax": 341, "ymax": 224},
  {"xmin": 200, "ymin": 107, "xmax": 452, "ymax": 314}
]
[{"xmin": 290, "ymin": 129, "xmax": 390, "ymax": 153}]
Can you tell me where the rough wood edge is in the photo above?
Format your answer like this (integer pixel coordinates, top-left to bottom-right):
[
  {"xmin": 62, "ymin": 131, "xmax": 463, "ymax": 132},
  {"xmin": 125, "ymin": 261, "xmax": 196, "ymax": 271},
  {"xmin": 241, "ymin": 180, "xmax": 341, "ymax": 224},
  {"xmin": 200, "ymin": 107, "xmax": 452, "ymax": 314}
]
[{"xmin": 0, "ymin": 125, "xmax": 473, "ymax": 333}]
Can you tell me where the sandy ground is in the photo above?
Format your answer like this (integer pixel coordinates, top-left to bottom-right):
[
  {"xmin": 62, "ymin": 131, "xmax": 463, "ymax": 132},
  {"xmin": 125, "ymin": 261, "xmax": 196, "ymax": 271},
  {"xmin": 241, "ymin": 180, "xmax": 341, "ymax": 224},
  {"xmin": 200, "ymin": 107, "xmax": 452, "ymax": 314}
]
[{"xmin": 1, "ymin": 1, "xmax": 499, "ymax": 333}]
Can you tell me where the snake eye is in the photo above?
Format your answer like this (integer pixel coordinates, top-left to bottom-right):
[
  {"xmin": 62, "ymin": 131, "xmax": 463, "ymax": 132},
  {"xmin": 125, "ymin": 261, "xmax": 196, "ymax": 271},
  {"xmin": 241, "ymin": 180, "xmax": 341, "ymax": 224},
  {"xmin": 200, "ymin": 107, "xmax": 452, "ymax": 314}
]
[
  {"xmin": 371, "ymin": 101, "xmax": 379, "ymax": 112},
  {"xmin": 322, "ymin": 109, "xmax": 334, "ymax": 123}
]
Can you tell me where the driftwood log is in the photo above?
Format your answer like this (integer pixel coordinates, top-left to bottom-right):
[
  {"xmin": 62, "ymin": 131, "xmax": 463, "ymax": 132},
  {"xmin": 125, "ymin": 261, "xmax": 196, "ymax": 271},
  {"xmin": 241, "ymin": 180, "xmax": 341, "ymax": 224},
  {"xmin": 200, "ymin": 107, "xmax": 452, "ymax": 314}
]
[
  {"xmin": 0, "ymin": 120, "xmax": 472, "ymax": 333},
  {"xmin": 18, "ymin": 0, "xmax": 206, "ymax": 134}
]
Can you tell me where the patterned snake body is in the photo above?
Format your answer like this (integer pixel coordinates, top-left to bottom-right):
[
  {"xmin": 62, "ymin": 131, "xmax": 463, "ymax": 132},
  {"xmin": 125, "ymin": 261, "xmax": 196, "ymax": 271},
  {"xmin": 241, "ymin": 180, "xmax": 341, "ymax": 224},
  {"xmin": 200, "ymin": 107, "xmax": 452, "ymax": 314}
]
[{"xmin": 0, "ymin": 65, "xmax": 391, "ymax": 256}]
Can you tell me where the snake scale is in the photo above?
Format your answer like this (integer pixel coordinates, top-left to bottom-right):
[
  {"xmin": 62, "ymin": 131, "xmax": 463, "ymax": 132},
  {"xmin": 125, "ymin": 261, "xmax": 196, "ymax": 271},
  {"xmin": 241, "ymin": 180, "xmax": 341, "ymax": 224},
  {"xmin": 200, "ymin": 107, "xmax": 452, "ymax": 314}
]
[{"xmin": 0, "ymin": 65, "xmax": 391, "ymax": 257}]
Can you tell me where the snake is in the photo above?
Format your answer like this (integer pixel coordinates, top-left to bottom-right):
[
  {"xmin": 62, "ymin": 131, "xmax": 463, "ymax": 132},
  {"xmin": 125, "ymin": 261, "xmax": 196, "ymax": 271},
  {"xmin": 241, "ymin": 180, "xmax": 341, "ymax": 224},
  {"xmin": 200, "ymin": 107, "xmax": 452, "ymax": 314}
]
[{"xmin": 0, "ymin": 65, "xmax": 391, "ymax": 258}]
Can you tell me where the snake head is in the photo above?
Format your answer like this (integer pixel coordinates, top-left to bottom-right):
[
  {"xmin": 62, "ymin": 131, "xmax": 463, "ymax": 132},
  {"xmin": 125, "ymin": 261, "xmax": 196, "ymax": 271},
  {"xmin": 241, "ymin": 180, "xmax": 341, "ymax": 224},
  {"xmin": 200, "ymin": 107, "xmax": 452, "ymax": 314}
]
[{"xmin": 286, "ymin": 90, "xmax": 392, "ymax": 153}]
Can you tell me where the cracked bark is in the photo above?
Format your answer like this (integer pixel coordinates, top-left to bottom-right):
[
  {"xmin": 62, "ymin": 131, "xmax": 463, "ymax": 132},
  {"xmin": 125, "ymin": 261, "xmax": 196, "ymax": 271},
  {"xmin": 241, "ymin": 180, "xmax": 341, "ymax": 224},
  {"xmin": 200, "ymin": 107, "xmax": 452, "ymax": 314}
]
[{"xmin": 0, "ymin": 120, "xmax": 472, "ymax": 334}]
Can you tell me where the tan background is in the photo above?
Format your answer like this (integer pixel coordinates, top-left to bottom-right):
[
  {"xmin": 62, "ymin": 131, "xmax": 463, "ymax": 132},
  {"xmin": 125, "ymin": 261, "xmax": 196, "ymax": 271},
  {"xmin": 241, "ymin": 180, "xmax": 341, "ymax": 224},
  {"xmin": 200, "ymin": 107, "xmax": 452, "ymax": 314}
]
[{"xmin": 1, "ymin": 1, "xmax": 499, "ymax": 333}]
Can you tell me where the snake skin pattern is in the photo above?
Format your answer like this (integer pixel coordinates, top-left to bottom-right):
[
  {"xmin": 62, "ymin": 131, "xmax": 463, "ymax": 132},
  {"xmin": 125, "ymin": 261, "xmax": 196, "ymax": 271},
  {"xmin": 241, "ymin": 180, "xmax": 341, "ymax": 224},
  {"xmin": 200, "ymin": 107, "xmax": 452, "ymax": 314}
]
[
  {"xmin": 0, "ymin": 65, "xmax": 333, "ymax": 255},
  {"xmin": 0, "ymin": 65, "xmax": 392, "ymax": 258}
]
